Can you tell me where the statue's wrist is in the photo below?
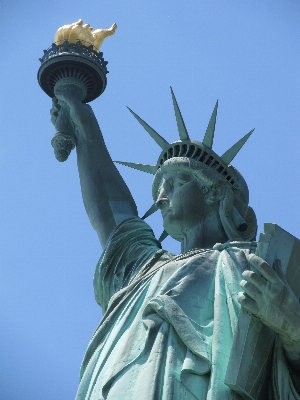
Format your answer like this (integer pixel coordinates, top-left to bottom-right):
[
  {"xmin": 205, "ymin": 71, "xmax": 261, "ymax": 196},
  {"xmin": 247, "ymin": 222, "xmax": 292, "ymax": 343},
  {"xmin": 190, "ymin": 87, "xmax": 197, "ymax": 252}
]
[
  {"xmin": 74, "ymin": 128, "xmax": 105, "ymax": 154},
  {"xmin": 75, "ymin": 128, "xmax": 101, "ymax": 146}
]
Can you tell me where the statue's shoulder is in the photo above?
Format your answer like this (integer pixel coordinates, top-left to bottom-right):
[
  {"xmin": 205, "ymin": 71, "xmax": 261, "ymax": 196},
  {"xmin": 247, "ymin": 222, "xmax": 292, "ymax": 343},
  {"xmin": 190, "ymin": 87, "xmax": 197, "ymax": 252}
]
[{"xmin": 104, "ymin": 216, "xmax": 161, "ymax": 249}]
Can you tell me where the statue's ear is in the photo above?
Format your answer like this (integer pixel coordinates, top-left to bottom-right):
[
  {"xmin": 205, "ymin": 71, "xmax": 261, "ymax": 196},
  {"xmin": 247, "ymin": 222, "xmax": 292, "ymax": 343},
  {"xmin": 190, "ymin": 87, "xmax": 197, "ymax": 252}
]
[{"xmin": 205, "ymin": 184, "xmax": 226, "ymax": 205}]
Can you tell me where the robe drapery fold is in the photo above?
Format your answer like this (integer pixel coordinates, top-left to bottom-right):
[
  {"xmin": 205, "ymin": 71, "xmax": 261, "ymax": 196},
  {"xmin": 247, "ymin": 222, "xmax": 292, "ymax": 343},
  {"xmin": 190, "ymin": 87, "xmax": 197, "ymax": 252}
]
[{"xmin": 76, "ymin": 217, "xmax": 299, "ymax": 400}]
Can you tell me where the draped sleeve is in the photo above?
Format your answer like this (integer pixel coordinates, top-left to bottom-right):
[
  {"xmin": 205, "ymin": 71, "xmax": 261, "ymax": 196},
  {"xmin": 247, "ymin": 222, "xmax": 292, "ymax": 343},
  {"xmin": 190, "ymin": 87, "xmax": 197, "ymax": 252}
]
[{"xmin": 93, "ymin": 217, "xmax": 163, "ymax": 312}]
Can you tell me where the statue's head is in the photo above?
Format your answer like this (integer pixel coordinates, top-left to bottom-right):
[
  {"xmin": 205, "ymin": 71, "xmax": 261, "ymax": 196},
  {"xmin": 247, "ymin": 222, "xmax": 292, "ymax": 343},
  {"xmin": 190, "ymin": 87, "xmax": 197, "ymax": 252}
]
[
  {"xmin": 152, "ymin": 155, "xmax": 256, "ymax": 242},
  {"xmin": 116, "ymin": 88, "xmax": 257, "ymax": 242}
]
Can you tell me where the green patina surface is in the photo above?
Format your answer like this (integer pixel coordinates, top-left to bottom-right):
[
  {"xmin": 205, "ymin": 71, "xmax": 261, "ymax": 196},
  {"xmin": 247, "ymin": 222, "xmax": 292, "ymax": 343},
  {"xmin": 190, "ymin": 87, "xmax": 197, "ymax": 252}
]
[{"xmin": 40, "ymin": 50, "xmax": 300, "ymax": 397}]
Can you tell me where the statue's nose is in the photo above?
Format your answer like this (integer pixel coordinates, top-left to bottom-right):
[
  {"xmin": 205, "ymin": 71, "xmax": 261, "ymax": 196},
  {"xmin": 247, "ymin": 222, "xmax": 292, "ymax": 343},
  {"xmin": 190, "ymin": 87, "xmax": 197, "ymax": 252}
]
[{"xmin": 156, "ymin": 189, "xmax": 169, "ymax": 209}]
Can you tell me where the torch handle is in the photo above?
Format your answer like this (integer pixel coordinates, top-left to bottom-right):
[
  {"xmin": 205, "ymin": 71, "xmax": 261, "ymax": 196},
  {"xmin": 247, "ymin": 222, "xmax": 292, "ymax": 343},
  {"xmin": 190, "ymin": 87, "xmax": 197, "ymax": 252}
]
[
  {"xmin": 51, "ymin": 77, "xmax": 87, "ymax": 162},
  {"xmin": 51, "ymin": 99, "xmax": 76, "ymax": 162}
]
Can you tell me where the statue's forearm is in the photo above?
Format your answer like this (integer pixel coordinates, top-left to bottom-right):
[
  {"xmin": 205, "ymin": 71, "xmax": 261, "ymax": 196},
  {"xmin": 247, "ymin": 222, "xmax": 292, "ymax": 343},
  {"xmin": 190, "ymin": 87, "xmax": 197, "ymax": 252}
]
[{"xmin": 76, "ymin": 120, "xmax": 137, "ymax": 248}]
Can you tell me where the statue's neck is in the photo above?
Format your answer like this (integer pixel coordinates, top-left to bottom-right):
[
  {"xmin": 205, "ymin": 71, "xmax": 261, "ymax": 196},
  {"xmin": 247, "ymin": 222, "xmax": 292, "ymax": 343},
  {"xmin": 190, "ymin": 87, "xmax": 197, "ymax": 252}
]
[{"xmin": 180, "ymin": 213, "xmax": 228, "ymax": 252}]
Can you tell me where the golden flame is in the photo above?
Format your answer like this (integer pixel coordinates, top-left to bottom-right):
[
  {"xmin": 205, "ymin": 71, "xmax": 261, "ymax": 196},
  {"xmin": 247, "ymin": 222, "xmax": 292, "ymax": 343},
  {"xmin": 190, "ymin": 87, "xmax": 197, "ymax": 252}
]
[{"xmin": 54, "ymin": 19, "xmax": 117, "ymax": 52}]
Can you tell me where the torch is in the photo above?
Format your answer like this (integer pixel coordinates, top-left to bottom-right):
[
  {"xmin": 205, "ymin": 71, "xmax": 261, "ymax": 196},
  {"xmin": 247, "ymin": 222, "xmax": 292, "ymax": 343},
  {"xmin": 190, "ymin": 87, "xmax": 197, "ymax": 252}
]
[{"xmin": 38, "ymin": 19, "xmax": 117, "ymax": 161}]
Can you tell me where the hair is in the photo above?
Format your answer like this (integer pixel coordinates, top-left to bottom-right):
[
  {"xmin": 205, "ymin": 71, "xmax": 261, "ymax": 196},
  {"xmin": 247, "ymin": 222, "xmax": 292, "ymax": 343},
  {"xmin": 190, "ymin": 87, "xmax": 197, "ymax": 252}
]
[{"xmin": 152, "ymin": 157, "xmax": 257, "ymax": 242}]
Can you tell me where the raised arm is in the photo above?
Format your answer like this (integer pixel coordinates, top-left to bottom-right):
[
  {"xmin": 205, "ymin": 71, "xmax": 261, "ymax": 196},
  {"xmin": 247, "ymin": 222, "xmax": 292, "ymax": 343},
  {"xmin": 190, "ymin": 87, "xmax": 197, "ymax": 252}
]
[{"xmin": 51, "ymin": 88, "xmax": 138, "ymax": 248}]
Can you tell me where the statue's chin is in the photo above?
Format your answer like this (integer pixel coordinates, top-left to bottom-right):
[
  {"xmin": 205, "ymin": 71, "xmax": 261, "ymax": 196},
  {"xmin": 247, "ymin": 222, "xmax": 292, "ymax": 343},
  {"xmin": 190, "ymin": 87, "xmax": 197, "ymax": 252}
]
[{"xmin": 163, "ymin": 219, "xmax": 185, "ymax": 242}]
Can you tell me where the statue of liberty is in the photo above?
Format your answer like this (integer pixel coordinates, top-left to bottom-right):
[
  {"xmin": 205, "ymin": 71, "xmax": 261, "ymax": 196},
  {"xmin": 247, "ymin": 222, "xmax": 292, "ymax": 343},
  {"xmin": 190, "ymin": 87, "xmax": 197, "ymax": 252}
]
[{"xmin": 46, "ymin": 20, "xmax": 300, "ymax": 400}]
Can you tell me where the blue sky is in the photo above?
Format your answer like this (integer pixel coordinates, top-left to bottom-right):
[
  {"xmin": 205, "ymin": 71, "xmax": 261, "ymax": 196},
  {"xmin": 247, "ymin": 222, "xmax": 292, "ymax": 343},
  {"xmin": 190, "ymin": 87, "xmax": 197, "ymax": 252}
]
[{"xmin": 1, "ymin": 1, "xmax": 300, "ymax": 399}]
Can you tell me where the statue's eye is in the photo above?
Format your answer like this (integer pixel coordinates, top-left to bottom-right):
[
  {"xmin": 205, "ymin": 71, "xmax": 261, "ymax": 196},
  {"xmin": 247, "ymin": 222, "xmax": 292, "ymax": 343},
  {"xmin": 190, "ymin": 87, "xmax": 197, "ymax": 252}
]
[
  {"xmin": 176, "ymin": 179, "xmax": 186, "ymax": 187},
  {"xmin": 167, "ymin": 181, "xmax": 174, "ymax": 191}
]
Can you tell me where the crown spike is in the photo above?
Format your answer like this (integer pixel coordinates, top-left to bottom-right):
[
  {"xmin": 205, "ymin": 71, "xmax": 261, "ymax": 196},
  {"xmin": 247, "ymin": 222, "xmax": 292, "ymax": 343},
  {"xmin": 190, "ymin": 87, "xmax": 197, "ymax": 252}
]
[
  {"xmin": 141, "ymin": 204, "xmax": 158, "ymax": 220},
  {"xmin": 127, "ymin": 107, "xmax": 169, "ymax": 150},
  {"xmin": 158, "ymin": 230, "xmax": 168, "ymax": 242},
  {"xmin": 221, "ymin": 129, "xmax": 255, "ymax": 164},
  {"xmin": 114, "ymin": 161, "xmax": 156, "ymax": 175},
  {"xmin": 170, "ymin": 87, "xmax": 190, "ymax": 141},
  {"xmin": 202, "ymin": 100, "xmax": 218, "ymax": 149}
]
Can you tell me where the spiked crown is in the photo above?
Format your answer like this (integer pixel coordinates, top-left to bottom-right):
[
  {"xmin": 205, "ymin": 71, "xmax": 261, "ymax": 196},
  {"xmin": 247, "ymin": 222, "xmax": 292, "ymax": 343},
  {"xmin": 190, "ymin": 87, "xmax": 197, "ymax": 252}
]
[{"xmin": 115, "ymin": 88, "xmax": 255, "ymax": 241}]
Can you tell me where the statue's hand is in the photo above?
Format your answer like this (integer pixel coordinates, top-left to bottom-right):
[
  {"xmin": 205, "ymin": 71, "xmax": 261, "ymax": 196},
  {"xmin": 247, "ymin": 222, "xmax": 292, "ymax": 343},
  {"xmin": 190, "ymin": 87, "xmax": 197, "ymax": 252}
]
[
  {"xmin": 50, "ymin": 97, "xmax": 61, "ymax": 126},
  {"xmin": 50, "ymin": 87, "xmax": 98, "ymax": 143},
  {"xmin": 238, "ymin": 254, "xmax": 300, "ymax": 354}
]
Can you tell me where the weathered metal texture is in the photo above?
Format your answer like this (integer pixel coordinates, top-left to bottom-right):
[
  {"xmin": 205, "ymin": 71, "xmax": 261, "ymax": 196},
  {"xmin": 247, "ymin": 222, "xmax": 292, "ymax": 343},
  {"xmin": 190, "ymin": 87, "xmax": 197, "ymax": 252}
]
[{"xmin": 40, "ymin": 52, "xmax": 300, "ymax": 397}]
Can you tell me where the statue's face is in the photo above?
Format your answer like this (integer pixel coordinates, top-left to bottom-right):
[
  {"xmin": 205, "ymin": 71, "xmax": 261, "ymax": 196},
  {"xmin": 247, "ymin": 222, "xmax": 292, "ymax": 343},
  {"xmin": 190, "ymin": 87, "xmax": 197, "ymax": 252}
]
[{"xmin": 156, "ymin": 171, "xmax": 208, "ymax": 241}]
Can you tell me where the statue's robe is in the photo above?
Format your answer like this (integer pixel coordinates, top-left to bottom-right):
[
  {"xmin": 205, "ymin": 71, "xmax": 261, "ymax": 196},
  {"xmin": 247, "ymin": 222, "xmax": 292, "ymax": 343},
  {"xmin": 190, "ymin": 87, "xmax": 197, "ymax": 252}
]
[{"xmin": 75, "ymin": 217, "xmax": 299, "ymax": 400}]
